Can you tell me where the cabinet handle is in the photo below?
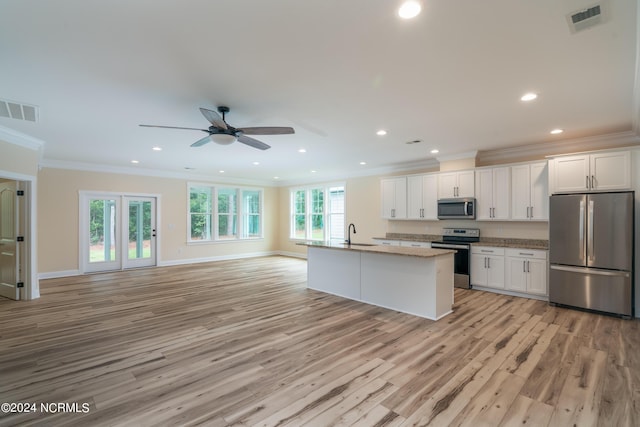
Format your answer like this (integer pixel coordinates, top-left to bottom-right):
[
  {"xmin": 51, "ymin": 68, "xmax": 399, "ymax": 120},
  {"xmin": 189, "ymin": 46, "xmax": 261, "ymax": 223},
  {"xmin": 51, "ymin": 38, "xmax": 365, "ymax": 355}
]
[
  {"xmin": 591, "ymin": 175, "xmax": 595, "ymax": 189},
  {"xmin": 391, "ymin": 208, "xmax": 395, "ymax": 218},
  {"xmin": 586, "ymin": 175, "xmax": 590, "ymax": 189},
  {"xmin": 527, "ymin": 260, "xmax": 530, "ymax": 273},
  {"xmin": 484, "ymin": 257, "xmax": 487, "ymax": 268},
  {"xmin": 421, "ymin": 208, "xmax": 424, "ymax": 218},
  {"xmin": 523, "ymin": 261, "xmax": 526, "ymax": 273},
  {"xmin": 530, "ymin": 206, "xmax": 533, "ymax": 218},
  {"xmin": 487, "ymin": 258, "xmax": 490, "ymax": 269}
]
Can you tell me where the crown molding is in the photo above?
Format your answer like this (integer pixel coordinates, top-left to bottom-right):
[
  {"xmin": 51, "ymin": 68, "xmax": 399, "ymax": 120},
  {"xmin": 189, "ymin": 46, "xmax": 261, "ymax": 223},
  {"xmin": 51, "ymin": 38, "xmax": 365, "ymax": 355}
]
[
  {"xmin": 476, "ymin": 131, "xmax": 640, "ymax": 166},
  {"xmin": 435, "ymin": 150, "xmax": 478, "ymax": 163},
  {"xmin": 0, "ymin": 125, "xmax": 45, "ymax": 151},
  {"xmin": 39, "ymin": 159, "xmax": 276, "ymax": 187}
]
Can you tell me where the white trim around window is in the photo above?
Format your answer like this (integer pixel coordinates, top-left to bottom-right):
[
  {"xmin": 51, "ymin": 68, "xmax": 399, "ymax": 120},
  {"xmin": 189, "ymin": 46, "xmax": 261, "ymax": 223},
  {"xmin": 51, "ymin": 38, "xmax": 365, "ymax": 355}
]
[{"xmin": 187, "ymin": 183, "xmax": 264, "ymax": 244}]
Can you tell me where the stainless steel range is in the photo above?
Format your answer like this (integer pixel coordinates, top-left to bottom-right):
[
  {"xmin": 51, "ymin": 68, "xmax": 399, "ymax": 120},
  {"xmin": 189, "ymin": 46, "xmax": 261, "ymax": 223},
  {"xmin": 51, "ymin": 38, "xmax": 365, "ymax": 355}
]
[{"xmin": 431, "ymin": 228, "xmax": 480, "ymax": 289}]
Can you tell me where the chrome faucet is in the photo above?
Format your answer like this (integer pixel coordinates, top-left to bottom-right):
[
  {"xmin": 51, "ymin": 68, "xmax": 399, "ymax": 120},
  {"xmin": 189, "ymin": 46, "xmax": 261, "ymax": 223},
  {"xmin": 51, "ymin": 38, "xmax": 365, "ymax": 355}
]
[{"xmin": 346, "ymin": 223, "xmax": 356, "ymax": 244}]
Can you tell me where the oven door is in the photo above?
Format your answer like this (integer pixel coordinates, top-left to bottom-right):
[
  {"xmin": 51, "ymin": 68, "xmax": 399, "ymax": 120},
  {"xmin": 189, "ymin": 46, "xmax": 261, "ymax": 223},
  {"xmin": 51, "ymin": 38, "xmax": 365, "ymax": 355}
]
[{"xmin": 431, "ymin": 242, "xmax": 470, "ymax": 289}]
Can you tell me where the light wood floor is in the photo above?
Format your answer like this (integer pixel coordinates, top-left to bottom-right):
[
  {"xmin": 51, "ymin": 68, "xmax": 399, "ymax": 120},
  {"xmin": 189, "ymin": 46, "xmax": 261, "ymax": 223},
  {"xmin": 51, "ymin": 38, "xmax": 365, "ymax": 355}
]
[{"xmin": 0, "ymin": 256, "xmax": 638, "ymax": 426}]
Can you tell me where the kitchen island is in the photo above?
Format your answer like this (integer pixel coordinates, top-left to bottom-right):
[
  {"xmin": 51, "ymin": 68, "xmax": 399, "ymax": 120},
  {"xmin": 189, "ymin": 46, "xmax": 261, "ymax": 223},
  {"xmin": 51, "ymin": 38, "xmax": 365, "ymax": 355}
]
[{"xmin": 299, "ymin": 241, "xmax": 456, "ymax": 320}]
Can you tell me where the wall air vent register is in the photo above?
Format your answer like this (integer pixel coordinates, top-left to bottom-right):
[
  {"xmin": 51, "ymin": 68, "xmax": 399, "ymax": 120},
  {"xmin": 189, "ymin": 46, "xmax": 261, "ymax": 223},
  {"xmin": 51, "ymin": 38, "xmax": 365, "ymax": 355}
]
[{"xmin": 0, "ymin": 98, "xmax": 38, "ymax": 122}]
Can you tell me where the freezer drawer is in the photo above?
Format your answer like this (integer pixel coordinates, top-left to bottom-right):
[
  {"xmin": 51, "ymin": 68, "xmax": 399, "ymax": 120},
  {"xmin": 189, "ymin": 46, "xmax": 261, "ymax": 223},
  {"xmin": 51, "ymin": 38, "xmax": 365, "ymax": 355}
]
[{"xmin": 549, "ymin": 265, "xmax": 632, "ymax": 316}]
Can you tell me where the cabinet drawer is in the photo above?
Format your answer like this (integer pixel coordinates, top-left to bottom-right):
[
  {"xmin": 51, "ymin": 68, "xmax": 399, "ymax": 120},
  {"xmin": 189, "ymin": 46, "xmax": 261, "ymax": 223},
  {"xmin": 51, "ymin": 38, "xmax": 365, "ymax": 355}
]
[
  {"xmin": 372, "ymin": 239, "xmax": 401, "ymax": 246},
  {"xmin": 400, "ymin": 241, "xmax": 431, "ymax": 248},
  {"xmin": 505, "ymin": 248, "xmax": 547, "ymax": 260},
  {"xmin": 471, "ymin": 246, "xmax": 504, "ymax": 256}
]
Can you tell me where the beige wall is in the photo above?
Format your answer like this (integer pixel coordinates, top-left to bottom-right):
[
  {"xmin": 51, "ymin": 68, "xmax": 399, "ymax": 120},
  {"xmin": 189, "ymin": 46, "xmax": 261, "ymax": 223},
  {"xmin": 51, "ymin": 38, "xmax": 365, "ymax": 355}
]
[
  {"xmin": 0, "ymin": 139, "xmax": 39, "ymax": 176},
  {"xmin": 279, "ymin": 171, "xmax": 549, "ymax": 257},
  {"xmin": 38, "ymin": 168, "xmax": 279, "ymax": 274}
]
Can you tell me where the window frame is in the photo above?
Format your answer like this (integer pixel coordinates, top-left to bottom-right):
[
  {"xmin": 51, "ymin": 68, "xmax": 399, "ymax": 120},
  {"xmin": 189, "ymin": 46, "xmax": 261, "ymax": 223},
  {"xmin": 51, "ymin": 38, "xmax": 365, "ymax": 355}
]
[
  {"xmin": 289, "ymin": 183, "xmax": 345, "ymax": 242},
  {"xmin": 187, "ymin": 183, "xmax": 264, "ymax": 244}
]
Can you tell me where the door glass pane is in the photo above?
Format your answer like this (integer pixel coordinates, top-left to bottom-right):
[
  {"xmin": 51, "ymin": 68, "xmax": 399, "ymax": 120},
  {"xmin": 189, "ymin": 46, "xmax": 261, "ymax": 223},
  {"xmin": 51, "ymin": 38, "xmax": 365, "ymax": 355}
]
[
  {"xmin": 128, "ymin": 200, "xmax": 152, "ymax": 260},
  {"xmin": 89, "ymin": 199, "xmax": 116, "ymax": 263}
]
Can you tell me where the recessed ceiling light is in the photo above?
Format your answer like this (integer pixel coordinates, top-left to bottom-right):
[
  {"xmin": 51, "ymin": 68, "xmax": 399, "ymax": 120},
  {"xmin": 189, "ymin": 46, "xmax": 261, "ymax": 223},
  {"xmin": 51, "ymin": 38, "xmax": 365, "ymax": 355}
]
[
  {"xmin": 273, "ymin": 176, "xmax": 280, "ymax": 180},
  {"xmin": 131, "ymin": 160, "xmax": 139, "ymax": 164},
  {"xmin": 152, "ymin": 146, "xmax": 162, "ymax": 151},
  {"xmin": 311, "ymin": 170, "xmax": 317, "ymax": 173},
  {"xmin": 219, "ymin": 170, "xmax": 225, "ymax": 173},
  {"xmin": 550, "ymin": 128, "xmax": 564, "ymax": 135},
  {"xmin": 360, "ymin": 161, "xmax": 367, "ymax": 165},
  {"xmin": 376, "ymin": 130, "xmax": 387, "ymax": 136},
  {"xmin": 252, "ymin": 161, "xmax": 260, "ymax": 166},
  {"xmin": 298, "ymin": 148, "xmax": 307, "ymax": 153},
  {"xmin": 431, "ymin": 149, "xmax": 439, "ymax": 154},
  {"xmin": 398, "ymin": 1, "xmax": 421, "ymax": 19},
  {"xmin": 520, "ymin": 92, "xmax": 538, "ymax": 102}
]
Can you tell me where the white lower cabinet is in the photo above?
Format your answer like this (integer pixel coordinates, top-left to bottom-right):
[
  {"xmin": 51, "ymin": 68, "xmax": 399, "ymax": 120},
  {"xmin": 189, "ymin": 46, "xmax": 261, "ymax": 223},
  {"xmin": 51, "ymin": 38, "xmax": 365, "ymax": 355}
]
[
  {"xmin": 505, "ymin": 249, "xmax": 548, "ymax": 296},
  {"xmin": 470, "ymin": 246, "xmax": 505, "ymax": 289}
]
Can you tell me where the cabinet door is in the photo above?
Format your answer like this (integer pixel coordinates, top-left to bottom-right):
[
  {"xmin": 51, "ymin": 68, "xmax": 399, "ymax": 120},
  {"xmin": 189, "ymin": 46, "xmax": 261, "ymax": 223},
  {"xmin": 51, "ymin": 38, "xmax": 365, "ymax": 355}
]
[
  {"xmin": 553, "ymin": 155, "xmax": 589, "ymax": 193},
  {"xmin": 492, "ymin": 167, "xmax": 510, "ymax": 220},
  {"xmin": 529, "ymin": 162, "xmax": 548, "ymax": 220},
  {"xmin": 438, "ymin": 173, "xmax": 457, "ymax": 198},
  {"xmin": 457, "ymin": 170, "xmax": 475, "ymax": 198},
  {"xmin": 407, "ymin": 175, "xmax": 424, "ymax": 219},
  {"xmin": 381, "ymin": 178, "xmax": 407, "ymax": 219},
  {"xmin": 470, "ymin": 254, "xmax": 487, "ymax": 286},
  {"xmin": 511, "ymin": 164, "xmax": 531, "ymax": 220},
  {"xmin": 475, "ymin": 169, "xmax": 494, "ymax": 220},
  {"xmin": 590, "ymin": 151, "xmax": 631, "ymax": 191},
  {"xmin": 526, "ymin": 258, "xmax": 547, "ymax": 295},
  {"xmin": 422, "ymin": 174, "xmax": 438, "ymax": 220},
  {"xmin": 506, "ymin": 257, "xmax": 527, "ymax": 292},
  {"xmin": 381, "ymin": 179, "xmax": 397, "ymax": 218},
  {"xmin": 486, "ymin": 255, "xmax": 505, "ymax": 289}
]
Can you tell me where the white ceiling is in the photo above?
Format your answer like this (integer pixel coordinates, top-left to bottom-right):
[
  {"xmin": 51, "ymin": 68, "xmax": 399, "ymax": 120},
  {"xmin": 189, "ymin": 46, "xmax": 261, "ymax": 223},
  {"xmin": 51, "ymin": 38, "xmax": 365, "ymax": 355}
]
[{"xmin": 1, "ymin": 0, "xmax": 639, "ymax": 185}]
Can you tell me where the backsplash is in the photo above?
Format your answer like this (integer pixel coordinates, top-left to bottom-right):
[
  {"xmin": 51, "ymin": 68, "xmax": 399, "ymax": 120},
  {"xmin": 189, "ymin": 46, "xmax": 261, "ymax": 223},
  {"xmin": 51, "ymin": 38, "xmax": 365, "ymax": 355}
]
[{"xmin": 386, "ymin": 219, "xmax": 549, "ymax": 240}]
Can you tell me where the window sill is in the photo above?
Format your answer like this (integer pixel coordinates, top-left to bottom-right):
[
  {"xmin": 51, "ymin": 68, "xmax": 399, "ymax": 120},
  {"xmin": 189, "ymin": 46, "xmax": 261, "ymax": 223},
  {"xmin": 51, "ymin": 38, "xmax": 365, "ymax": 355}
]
[{"xmin": 187, "ymin": 238, "xmax": 264, "ymax": 246}]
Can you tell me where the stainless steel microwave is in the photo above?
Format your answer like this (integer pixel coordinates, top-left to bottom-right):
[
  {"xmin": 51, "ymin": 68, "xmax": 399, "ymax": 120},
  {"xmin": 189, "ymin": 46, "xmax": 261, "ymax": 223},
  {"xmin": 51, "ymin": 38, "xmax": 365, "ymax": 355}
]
[{"xmin": 437, "ymin": 198, "xmax": 476, "ymax": 220}]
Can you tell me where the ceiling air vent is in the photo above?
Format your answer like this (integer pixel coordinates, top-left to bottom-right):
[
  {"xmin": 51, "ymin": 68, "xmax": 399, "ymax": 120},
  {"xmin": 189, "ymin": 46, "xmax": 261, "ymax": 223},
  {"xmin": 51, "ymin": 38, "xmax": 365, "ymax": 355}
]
[
  {"xmin": 566, "ymin": 3, "xmax": 606, "ymax": 33},
  {"xmin": 0, "ymin": 98, "xmax": 38, "ymax": 122}
]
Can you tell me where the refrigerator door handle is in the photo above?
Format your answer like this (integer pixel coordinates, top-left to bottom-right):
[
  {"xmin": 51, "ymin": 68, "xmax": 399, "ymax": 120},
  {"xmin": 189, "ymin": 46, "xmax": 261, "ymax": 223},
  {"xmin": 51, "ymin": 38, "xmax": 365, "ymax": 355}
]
[
  {"xmin": 588, "ymin": 199, "xmax": 594, "ymax": 262},
  {"xmin": 550, "ymin": 265, "xmax": 630, "ymax": 278},
  {"xmin": 579, "ymin": 200, "xmax": 585, "ymax": 261}
]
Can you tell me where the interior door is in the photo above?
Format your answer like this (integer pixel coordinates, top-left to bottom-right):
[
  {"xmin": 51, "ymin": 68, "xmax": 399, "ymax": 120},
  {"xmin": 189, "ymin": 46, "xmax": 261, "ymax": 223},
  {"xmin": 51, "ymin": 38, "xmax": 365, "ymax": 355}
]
[
  {"xmin": 123, "ymin": 196, "xmax": 156, "ymax": 269},
  {"xmin": 0, "ymin": 180, "xmax": 19, "ymax": 300}
]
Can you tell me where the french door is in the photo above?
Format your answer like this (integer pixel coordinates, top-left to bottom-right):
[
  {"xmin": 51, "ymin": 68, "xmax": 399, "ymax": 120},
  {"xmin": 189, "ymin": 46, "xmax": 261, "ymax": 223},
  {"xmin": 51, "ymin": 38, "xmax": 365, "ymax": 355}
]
[{"xmin": 81, "ymin": 193, "xmax": 157, "ymax": 273}]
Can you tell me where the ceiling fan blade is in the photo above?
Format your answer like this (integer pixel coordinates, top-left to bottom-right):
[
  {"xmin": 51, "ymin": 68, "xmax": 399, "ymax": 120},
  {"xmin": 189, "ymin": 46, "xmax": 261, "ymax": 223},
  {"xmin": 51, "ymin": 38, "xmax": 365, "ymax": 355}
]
[
  {"xmin": 191, "ymin": 135, "xmax": 212, "ymax": 147},
  {"xmin": 238, "ymin": 126, "xmax": 295, "ymax": 135},
  {"xmin": 139, "ymin": 124, "xmax": 209, "ymax": 132},
  {"xmin": 237, "ymin": 135, "xmax": 271, "ymax": 150},
  {"xmin": 199, "ymin": 108, "xmax": 227, "ymax": 129}
]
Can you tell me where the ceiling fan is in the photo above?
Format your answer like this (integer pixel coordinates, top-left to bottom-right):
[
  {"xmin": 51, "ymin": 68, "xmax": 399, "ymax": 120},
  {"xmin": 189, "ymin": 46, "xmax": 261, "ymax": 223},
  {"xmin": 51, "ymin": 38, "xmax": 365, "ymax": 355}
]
[{"xmin": 139, "ymin": 106, "xmax": 294, "ymax": 150}]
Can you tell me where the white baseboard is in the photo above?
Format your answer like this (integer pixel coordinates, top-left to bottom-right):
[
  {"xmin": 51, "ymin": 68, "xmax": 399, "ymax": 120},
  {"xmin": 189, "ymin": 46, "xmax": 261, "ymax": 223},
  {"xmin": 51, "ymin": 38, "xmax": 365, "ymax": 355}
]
[
  {"xmin": 38, "ymin": 251, "xmax": 307, "ymax": 279},
  {"xmin": 38, "ymin": 269, "xmax": 82, "ymax": 280}
]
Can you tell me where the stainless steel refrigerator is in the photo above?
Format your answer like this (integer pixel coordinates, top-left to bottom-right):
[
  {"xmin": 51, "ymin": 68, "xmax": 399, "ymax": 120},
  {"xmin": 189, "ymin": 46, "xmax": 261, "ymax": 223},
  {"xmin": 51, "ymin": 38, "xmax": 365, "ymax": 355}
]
[{"xmin": 549, "ymin": 191, "xmax": 634, "ymax": 317}]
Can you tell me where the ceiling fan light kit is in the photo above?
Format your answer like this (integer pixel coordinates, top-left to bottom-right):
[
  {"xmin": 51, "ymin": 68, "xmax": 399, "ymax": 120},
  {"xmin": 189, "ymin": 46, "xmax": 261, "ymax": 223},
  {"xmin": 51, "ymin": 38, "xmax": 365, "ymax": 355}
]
[{"xmin": 139, "ymin": 106, "xmax": 294, "ymax": 151}]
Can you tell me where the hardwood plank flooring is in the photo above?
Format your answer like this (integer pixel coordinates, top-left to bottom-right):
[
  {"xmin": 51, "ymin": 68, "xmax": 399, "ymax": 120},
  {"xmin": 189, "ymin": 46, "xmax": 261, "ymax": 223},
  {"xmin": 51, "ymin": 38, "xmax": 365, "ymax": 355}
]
[{"xmin": 0, "ymin": 255, "xmax": 638, "ymax": 426}]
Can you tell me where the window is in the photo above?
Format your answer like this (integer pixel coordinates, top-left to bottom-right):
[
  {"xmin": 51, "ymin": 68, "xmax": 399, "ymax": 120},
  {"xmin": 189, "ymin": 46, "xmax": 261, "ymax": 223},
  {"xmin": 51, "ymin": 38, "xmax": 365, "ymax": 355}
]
[
  {"xmin": 188, "ymin": 184, "xmax": 262, "ymax": 242},
  {"xmin": 290, "ymin": 184, "xmax": 345, "ymax": 241}
]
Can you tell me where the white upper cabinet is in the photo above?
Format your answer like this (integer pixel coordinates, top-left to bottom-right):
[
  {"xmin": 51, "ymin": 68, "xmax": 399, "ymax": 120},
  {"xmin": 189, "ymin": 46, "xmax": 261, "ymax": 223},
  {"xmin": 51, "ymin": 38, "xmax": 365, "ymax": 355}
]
[
  {"xmin": 475, "ymin": 167, "xmax": 510, "ymax": 221},
  {"xmin": 511, "ymin": 162, "xmax": 548, "ymax": 221},
  {"xmin": 407, "ymin": 174, "xmax": 438, "ymax": 220},
  {"xmin": 381, "ymin": 177, "xmax": 407, "ymax": 219},
  {"xmin": 438, "ymin": 170, "xmax": 475, "ymax": 198},
  {"xmin": 551, "ymin": 151, "xmax": 631, "ymax": 193}
]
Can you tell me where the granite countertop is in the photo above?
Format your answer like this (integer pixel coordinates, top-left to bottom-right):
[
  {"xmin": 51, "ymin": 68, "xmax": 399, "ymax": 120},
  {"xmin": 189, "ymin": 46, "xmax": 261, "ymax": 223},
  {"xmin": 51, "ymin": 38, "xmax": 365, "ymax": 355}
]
[
  {"xmin": 374, "ymin": 234, "xmax": 548, "ymax": 250},
  {"xmin": 297, "ymin": 241, "xmax": 455, "ymax": 258}
]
